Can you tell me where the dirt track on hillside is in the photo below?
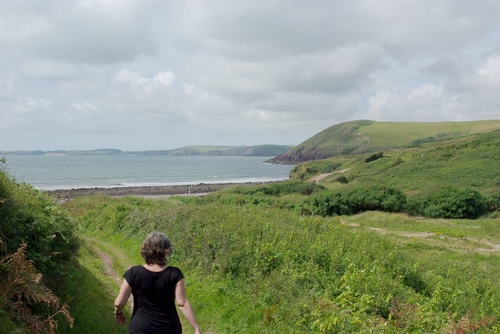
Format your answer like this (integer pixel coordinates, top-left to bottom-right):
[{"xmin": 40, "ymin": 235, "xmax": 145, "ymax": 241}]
[{"xmin": 310, "ymin": 168, "xmax": 350, "ymax": 183}]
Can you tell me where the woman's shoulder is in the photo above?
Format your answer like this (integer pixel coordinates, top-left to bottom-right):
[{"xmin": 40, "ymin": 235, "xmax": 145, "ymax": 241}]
[
  {"xmin": 166, "ymin": 266, "xmax": 183, "ymax": 274},
  {"xmin": 166, "ymin": 266, "xmax": 184, "ymax": 279},
  {"xmin": 129, "ymin": 265, "xmax": 145, "ymax": 271},
  {"xmin": 168, "ymin": 265, "xmax": 181, "ymax": 270},
  {"xmin": 125, "ymin": 265, "xmax": 145, "ymax": 275}
]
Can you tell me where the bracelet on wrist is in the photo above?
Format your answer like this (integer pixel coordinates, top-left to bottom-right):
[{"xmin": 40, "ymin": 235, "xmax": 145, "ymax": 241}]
[{"xmin": 114, "ymin": 312, "xmax": 123, "ymax": 316}]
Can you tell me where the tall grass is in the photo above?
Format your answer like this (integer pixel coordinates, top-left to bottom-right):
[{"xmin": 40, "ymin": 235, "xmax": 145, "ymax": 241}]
[{"xmin": 65, "ymin": 194, "xmax": 500, "ymax": 333}]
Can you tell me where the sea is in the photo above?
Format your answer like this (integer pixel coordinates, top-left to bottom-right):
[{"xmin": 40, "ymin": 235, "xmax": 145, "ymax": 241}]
[{"xmin": 2, "ymin": 155, "xmax": 294, "ymax": 190}]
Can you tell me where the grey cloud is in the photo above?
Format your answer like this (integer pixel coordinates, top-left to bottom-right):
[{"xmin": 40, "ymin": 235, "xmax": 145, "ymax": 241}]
[
  {"xmin": 0, "ymin": 1, "xmax": 158, "ymax": 65},
  {"xmin": 1, "ymin": 0, "xmax": 500, "ymax": 150}
]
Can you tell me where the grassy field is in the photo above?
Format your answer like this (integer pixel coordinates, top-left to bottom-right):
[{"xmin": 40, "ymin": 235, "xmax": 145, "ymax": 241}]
[
  {"xmin": 271, "ymin": 119, "xmax": 500, "ymax": 163},
  {"xmin": 291, "ymin": 131, "xmax": 500, "ymax": 196},
  {"xmin": 63, "ymin": 189, "xmax": 500, "ymax": 333},
  {"xmin": 357, "ymin": 120, "xmax": 500, "ymax": 147}
]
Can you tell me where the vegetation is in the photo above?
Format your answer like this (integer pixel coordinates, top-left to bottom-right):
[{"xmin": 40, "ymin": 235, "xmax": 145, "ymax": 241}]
[
  {"xmin": 2, "ymin": 122, "xmax": 500, "ymax": 333},
  {"xmin": 0, "ymin": 159, "xmax": 79, "ymax": 333},
  {"xmin": 269, "ymin": 119, "xmax": 500, "ymax": 164},
  {"xmin": 291, "ymin": 131, "xmax": 500, "ymax": 196},
  {"xmin": 64, "ymin": 190, "xmax": 500, "ymax": 333}
]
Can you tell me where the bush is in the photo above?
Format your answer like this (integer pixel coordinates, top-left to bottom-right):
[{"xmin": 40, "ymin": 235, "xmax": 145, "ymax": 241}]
[
  {"xmin": 306, "ymin": 185, "xmax": 407, "ymax": 216},
  {"xmin": 333, "ymin": 175, "xmax": 348, "ymax": 184},
  {"xmin": 423, "ymin": 186, "xmax": 489, "ymax": 219},
  {"xmin": 487, "ymin": 193, "xmax": 500, "ymax": 213},
  {"xmin": 229, "ymin": 180, "xmax": 326, "ymax": 197},
  {"xmin": 365, "ymin": 152, "xmax": 384, "ymax": 163},
  {"xmin": 0, "ymin": 163, "xmax": 78, "ymax": 332},
  {"xmin": 0, "ymin": 171, "xmax": 79, "ymax": 280}
]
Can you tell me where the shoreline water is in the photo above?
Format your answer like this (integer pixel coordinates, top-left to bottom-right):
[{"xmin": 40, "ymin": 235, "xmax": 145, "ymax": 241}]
[
  {"xmin": 45, "ymin": 180, "xmax": 285, "ymax": 199},
  {"xmin": 6, "ymin": 155, "xmax": 294, "ymax": 193}
]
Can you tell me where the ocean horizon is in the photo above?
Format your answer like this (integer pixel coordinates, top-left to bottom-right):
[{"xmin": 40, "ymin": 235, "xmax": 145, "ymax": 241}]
[{"xmin": 2, "ymin": 155, "xmax": 294, "ymax": 190}]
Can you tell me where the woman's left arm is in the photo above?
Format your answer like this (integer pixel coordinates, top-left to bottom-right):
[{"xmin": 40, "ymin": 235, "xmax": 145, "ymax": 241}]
[
  {"xmin": 175, "ymin": 279, "xmax": 201, "ymax": 334},
  {"xmin": 114, "ymin": 279, "xmax": 132, "ymax": 324}
]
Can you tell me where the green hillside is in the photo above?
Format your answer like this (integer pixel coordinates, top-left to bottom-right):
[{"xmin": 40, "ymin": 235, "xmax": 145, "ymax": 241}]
[
  {"xmin": 269, "ymin": 119, "xmax": 500, "ymax": 164},
  {"xmin": 290, "ymin": 130, "xmax": 500, "ymax": 196}
]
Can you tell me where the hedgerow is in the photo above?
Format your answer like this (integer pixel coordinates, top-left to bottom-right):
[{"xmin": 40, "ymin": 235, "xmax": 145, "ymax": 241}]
[{"xmin": 0, "ymin": 160, "xmax": 79, "ymax": 332}]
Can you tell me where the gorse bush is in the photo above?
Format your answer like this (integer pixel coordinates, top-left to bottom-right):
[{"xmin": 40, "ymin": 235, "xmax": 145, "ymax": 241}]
[
  {"xmin": 422, "ymin": 186, "xmax": 489, "ymax": 219},
  {"xmin": 305, "ymin": 185, "xmax": 408, "ymax": 216}
]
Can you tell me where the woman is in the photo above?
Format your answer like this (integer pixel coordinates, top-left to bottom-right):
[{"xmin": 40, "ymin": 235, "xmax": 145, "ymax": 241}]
[{"xmin": 114, "ymin": 232, "xmax": 201, "ymax": 334}]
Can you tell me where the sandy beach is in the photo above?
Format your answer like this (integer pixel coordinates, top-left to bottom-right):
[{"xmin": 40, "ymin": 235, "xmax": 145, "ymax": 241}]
[{"xmin": 45, "ymin": 181, "xmax": 279, "ymax": 199}]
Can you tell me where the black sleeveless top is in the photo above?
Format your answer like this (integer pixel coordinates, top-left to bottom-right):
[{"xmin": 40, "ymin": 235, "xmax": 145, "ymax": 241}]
[{"xmin": 124, "ymin": 265, "xmax": 184, "ymax": 334}]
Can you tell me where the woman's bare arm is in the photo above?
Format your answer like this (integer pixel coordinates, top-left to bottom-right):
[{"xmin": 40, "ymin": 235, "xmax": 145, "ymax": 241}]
[
  {"xmin": 175, "ymin": 278, "xmax": 201, "ymax": 334},
  {"xmin": 114, "ymin": 279, "xmax": 132, "ymax": 324}
]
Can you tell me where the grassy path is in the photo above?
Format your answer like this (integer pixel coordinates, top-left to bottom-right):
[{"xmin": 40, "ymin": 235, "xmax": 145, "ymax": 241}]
[
  {"xmin": 77, "ymin": 236, "xmax": 211, "ymax": 334},
  {"xmin": 82, "ymin": 237, "xmax": 135, "ymax": 312}
]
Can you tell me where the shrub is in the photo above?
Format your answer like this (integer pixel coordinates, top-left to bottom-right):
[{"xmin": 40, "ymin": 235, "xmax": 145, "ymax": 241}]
[
  {"xmin": 333, "ymin": 175, "xmax": 348, "ymax": 184},
  {"xmin": 306, "ymin": 185, "xmax": 407, "ymax": 216},
  {"xmin": 365, "ymin": 152, "xmax": 384, "ymax": 163},
  {"xmin": 0, "ymin": 174, "xmax": 79, "ymax": 281},
  {"xmin": 0, "ymin": 162, "xmax": 78, "ymax": 332},
  {"xmin": 229, "ymin": 180, "xmax": 326, "ymax": 197},
  {"xmin": 486, "ymin": 193, "xmax": 500, "ymax": 213},
  {"xmin": 423, "ymin": 186, "xmax": 489, "ymax": 219}
]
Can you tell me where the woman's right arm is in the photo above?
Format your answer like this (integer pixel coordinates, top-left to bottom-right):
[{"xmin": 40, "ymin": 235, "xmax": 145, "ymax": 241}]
[
  {"xmin": 114, "ymin": 279, "xmax": 132, "ymax": 325},
  {"xmin": 175, "ymin": 278, "xmax": 201, "ymax": 334}
]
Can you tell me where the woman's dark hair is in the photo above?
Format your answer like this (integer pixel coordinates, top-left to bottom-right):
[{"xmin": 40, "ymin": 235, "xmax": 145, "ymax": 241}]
[{"xmin": 140, "ymin": 232, "xmax": 173, "ymax": 265}]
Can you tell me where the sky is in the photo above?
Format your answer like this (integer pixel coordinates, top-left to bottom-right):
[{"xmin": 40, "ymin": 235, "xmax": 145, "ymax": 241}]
[{"xmin": 1, "ymin": 0, "xmax": 500, "ymax": 151}]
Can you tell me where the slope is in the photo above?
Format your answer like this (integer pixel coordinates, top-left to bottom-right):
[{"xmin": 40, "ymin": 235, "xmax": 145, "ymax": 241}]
[
  {"xmin": 269, "ymin": 119, "xmax": 500, "ymax": 164},
  {"xmin": 290, "ymin": 130, "xmax": 500, "ymax": 196}
]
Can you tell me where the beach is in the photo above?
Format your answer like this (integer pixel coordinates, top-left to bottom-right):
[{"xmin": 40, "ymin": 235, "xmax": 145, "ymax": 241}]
[{"xmin": 45, "ymin": 181, "xmax": 279, "ymax": 199}]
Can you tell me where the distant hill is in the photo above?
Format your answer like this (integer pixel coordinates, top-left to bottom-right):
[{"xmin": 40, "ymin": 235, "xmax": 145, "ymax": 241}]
[
  {"xmin": 2, "ymin": 145, "xmax": 293, "ymax": 157},
  {"xmin": 289, "ymin": 130, "xmax": 500, "ymax": 196},
  {"xmin": 268, "ymin": 119, "xmax": 500, "ymax": 164}
]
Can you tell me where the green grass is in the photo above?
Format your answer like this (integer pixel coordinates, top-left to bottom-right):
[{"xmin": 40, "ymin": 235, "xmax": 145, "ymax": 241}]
[
  {"xmin": 292, "ymin": 131, "xmax": 500, "ymax": 196},
  {"xmin": 271, "ymin": 119, "xmax": 500, "ymax": 163},
  {"xmin": 357, "ymin": 120, "xmax": 500, "ymax": 147},
  {"xmin": 56, "ymin": 241, "xmax": 128, "ymax": 334},
  {"xmin": 64, "ymin": 193, "xmax": 500, "ymax": 333}
]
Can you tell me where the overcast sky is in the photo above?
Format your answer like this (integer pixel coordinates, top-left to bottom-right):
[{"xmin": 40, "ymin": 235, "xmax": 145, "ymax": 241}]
[{"xmin": 1, "ymin": 0, "xmax": 500, "ymax": 151}]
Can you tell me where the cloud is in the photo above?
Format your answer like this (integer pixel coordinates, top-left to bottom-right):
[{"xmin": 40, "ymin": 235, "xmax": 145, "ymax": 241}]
[
  {"xmin": 1, "ymin": 0, "xmax": 500, "ymax": 150},
  {"xmin": 0, "ymin": 0, "xmax": 158, "ymax": 64}
]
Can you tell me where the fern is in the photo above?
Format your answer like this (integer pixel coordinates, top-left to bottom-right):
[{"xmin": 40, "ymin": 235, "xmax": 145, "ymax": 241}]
[{"xmin": 0, "ymin": 238, "xmax": 74, "ymax": 333}]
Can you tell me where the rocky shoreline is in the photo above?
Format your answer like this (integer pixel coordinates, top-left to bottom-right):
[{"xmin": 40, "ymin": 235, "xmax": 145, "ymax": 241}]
[{"xmin": 45, "ymin": 181, "xmax": 280, "ymax": 199}]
